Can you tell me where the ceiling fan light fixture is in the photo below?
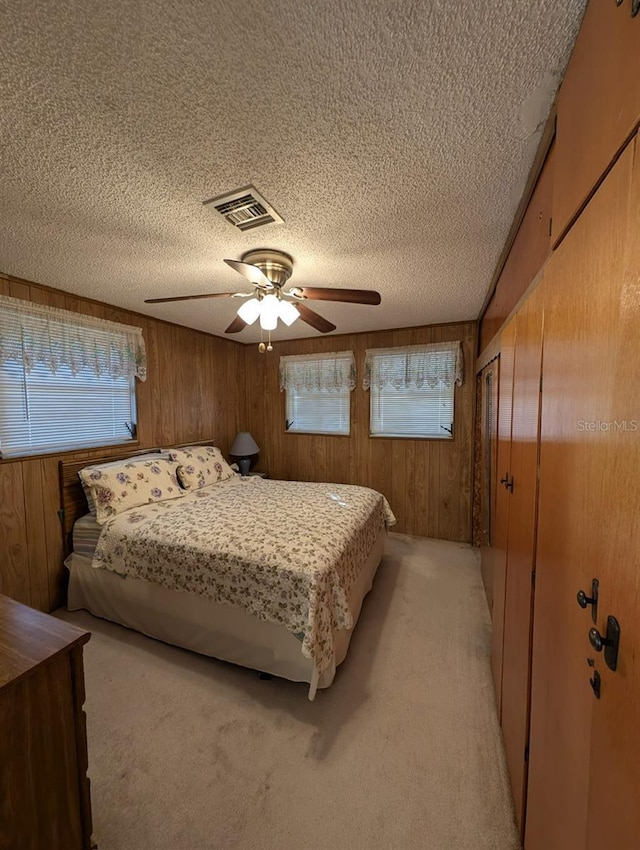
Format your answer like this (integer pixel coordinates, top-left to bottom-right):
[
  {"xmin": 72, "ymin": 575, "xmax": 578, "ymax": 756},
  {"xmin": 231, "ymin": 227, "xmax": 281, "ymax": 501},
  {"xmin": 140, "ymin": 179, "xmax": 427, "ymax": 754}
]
[
  {"xmin": 259, "ymin": 294, "xmax": 279, "ymax": 330},
  {"xmin": 237, "ymin": 297, "xmax": 261, "ymax": 325},
  {"xmin": 147, "ymin": 249, "xmax": 380, "ymax": 338},
  {"xmin": 278, "ymin": 300, "xmax": 299, "ymax": 326}
]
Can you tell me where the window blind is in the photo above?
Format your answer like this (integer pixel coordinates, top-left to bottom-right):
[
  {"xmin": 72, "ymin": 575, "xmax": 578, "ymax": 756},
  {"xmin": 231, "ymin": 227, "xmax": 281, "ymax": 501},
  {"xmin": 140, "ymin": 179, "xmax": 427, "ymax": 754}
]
[
  {"xmin": 280, "ymin": 351, "xmax": 355, "ymax": 436},
  {"xmin": 364, "ymin": 342, "xmax": 462, "ymax": 439},
  {"xmin": 285, "ymin": 387, "xmax": 351, "ymax": 435},
  {"xmin": 0, "ymin": 296, "xmax": 143, "ymax": 457},
  {"xmin": 0, "ymin": 360, "xmax": 136, "ymax": 456},
  {"xmin": 370, "ymin": 381, "xmax": 454, "ymax": 438}
]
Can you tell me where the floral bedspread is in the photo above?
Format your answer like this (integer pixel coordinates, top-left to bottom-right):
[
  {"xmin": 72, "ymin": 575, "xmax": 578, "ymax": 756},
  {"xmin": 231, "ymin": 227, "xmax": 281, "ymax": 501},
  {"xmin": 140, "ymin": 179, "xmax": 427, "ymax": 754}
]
[{"xmin": 92, "ymin": 477, "xmax": 396, "ymax": 676}]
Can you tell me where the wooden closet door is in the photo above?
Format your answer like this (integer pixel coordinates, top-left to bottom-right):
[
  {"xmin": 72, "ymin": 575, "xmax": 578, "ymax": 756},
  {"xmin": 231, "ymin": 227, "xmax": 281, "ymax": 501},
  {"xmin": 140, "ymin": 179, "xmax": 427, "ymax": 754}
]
[
  {"xmin": 499, "ymin": 282, "xmax": 544, "ymax": 837},
  {"xmin": 585, "ymin": 134, "xmax": 640, "ymax": 850},
  {"xmin": 526, "ymin": 141, "xmax": 635, "ymax": 850},
  {"xmin": 490, "ymin": 319, "xmax": 515, "ymax": 716},
  {"xmin": 552, "ymin": 0, "xmax": 640, "ymax": 244},
  {"xmin": 480, "ymin": 359, "xmax": 500, "ymax": 614}
]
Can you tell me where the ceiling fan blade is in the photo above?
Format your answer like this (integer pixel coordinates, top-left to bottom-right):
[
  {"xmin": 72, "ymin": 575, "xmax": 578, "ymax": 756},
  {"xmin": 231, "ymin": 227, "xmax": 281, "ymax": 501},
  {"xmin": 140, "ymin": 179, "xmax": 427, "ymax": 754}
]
[
  {"xmin": 290, "ymin": 286, "xmax": 381, "ymax": 305},
  {"xmin": 224, "ymin": 259, "xmax": 273, "ymax": 289},
  {"xmin": 296, "ymin": 302, "xmax": 337, "ymax": 334},
  {"xmin": 144, "ymin": 292, "xmax": 238, "ymax": 304},
  {"xmin": 225, "ymin": 314, "xmax": 248, "ymax": 334}
]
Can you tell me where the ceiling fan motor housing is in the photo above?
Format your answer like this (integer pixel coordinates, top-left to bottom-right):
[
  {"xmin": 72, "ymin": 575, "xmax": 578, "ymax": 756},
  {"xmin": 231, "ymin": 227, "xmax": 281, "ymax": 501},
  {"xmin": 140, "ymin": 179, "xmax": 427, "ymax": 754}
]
[{"xmin": 241, "ymin": 249, "xmax": 293, "ymax": 288}]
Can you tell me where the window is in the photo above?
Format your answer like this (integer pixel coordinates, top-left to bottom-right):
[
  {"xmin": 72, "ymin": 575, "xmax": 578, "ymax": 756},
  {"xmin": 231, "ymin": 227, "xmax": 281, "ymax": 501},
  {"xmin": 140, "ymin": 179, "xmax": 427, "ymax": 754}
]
[
  {"xmin": 280, "ymin": 351, "xmax": 355, "ymax": 436},
  {"xmin": 0, "ymin": 295, "xmax": 147, "ymax": 458},
  {"xmin": 364, "ymin": 342, "xmax": 463, "ymax": 439}
]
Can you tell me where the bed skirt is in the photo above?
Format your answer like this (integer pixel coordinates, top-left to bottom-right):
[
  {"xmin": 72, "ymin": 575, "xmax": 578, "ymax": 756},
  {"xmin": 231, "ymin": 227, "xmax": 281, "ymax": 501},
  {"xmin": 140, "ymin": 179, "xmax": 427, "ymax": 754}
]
[{"xmin": 65, "ymin": 529, "xmax": 386, "ymax": 699}]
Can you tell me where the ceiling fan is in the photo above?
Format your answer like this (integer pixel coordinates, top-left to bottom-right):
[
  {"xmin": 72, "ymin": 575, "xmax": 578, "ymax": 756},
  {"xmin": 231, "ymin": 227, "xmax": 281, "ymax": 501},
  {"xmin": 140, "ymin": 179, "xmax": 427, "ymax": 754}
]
[{"xmin": 145, "ymin": 249, "xmax": 381, "ymax": 348}]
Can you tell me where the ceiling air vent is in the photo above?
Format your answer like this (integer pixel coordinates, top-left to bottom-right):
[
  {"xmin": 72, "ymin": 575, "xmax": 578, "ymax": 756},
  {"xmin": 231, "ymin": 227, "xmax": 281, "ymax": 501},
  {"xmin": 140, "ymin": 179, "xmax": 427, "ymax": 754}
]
[{"xmin": 203, "ymin": 185, "xmax": 284, "ymax": 231}]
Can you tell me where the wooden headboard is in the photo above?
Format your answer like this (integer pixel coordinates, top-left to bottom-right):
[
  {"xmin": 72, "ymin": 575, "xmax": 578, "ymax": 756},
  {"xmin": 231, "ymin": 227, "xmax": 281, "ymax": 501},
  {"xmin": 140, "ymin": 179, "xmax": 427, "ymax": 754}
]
[{"xmin": 59, "ymin": 440, "xmax": 216, "ymax": 553}]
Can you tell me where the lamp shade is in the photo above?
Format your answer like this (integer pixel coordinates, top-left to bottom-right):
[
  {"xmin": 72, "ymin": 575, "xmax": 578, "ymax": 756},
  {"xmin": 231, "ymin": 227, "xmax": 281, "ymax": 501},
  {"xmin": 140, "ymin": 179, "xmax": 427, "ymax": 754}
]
[
  {"xmin": 278, "ymin": 300, "xmax": 299, "ymax": 326},
  {"xmin": 230, "ymin": 431, "xmax": 260, "ymax": 457},
  {"xmin": 259, "ymin": 294, "xmax": 279, "ymax": 330},
  {"xmin": 237, "ymin": 297, "xmax": 261, "ymax": 325}
]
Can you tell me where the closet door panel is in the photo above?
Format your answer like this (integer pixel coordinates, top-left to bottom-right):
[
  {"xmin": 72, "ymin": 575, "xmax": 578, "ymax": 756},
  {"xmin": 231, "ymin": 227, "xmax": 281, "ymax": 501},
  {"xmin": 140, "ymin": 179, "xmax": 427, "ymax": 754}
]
[
  {"xmin": 490, "ymin": 319, "xmax": 515, "ymax": 716},
  {"xmin": 585, "ymin": 134, "xmax": 640, "ymax": 850},
  {"xmin": 526, "ymin": 139, "xmax": 634, "ymax": 850},
  {"xmin": 480, "ymin": 359, "xmax": 500, "ymax": 614},
  {"xmin": 500, "ymin": 281, "xmax": 544, "ymax": 837},
  {"xmin": 552, "ymin": 0, "xmax": 640, "ymax": 244}
]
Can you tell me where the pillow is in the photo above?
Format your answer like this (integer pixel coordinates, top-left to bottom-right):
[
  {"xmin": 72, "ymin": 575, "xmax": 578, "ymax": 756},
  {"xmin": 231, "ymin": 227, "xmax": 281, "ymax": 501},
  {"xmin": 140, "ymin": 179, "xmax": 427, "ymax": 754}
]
[
  {"xmin": 79, "ymin": 457, "xmax": 184, "ymax": 525},
  {"xmin": 79, "ymin": 451, "xmax": 174, "ymax": 516},
  {"xmin": 169, "ymin": 445, "xmax": 235, "ymax": 490}
]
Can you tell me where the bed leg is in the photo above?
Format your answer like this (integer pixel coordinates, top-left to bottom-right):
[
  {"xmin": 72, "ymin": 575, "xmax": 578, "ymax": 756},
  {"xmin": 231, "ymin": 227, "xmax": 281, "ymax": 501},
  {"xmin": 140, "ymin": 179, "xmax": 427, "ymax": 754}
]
[{"xmin": 308, "ymin": 666, "xmax": 319, "ymax": 701}]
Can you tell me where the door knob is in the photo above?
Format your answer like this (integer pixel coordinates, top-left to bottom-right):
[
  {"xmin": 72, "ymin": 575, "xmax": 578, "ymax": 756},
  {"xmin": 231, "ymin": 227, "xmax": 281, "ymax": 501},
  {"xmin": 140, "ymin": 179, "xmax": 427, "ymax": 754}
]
[
  {"xmin": 576, "ymin": 579, "xmax": 599, "ymax": 623},
  {"xmin": 588, "ymin": 628, "xmax": 607, "ymax": 652},
  {"xmin": 588, "ymin": 616, "xmax": 621, "ymax": 672}
]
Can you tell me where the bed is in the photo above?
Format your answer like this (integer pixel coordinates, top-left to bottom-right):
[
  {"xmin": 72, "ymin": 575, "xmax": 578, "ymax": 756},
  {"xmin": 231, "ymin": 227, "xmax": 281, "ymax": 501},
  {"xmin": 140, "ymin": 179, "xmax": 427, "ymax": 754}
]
[{"xmin": 61, "ymin": 443, "xmax": 395, "ymax": 699}]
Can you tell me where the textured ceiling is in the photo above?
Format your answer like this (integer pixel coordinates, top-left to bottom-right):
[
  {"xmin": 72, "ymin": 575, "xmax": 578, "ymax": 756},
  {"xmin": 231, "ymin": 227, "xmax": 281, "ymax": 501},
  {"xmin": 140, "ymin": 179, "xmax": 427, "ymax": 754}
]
[{"xmin": 0, "ymin": 0, "xmax": 586, "ymax": 343}]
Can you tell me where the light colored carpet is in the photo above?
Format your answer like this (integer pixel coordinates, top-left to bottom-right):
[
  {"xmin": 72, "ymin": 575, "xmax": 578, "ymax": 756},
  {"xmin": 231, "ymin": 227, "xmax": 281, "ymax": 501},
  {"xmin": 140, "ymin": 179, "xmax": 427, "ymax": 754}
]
[{"xmin": 59, "ymin": 534, "xmax": 520, "ymax": 850}]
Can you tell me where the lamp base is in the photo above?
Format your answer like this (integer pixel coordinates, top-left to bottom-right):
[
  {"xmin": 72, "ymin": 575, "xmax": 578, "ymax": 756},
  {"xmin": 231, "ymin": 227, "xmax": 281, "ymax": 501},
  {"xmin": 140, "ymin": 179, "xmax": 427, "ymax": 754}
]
[{"xmin": 238, "ymin": 457, "xmax": 251, "ymax": 476}]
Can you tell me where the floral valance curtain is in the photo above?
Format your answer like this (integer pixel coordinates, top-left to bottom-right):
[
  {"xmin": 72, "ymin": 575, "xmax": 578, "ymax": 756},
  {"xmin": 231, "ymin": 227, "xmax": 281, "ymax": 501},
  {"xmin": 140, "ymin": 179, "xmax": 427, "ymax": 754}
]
[
  {"xmin": 363, "ymin": 341, "xmax": 463, "ymax": 391},
  {"xmin": 279, "ymin": 351, "xmax": 356, "ymax": 392},
  {"xmin": 0, "ymin": 295, "xmax": 147, "ymax": 381}
]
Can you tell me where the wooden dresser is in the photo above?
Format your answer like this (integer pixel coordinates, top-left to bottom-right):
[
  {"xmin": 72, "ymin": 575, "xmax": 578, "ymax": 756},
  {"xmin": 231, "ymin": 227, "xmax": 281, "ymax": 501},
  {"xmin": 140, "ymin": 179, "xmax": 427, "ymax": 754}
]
[{"xmin": 0, "ymin": 594, "xmax": 93, "ymax": 850}]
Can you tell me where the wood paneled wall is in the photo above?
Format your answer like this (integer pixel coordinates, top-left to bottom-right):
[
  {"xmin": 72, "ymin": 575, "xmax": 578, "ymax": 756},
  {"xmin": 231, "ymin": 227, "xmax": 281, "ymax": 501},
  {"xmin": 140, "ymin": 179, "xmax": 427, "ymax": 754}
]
[
  {"xmin": 0, "ymin": 272, "xmax": 475, "ymax": 611},
  {"xmin": 244, "ymin": 322, "xmax": 476, "ymax": 542},
  {"xmin": 0, "ymin": 272, "xmax": 246, "ymax": 612}
]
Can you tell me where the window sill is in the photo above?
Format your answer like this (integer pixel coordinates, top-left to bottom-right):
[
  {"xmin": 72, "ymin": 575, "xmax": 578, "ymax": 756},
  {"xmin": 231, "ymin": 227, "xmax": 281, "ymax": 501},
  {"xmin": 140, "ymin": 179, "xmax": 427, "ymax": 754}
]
[
  {"xmin": 368, "ymin": 433, "xmax": 454, "ymax": 441},
  {"xmin": 0, "ymin": 438, "xmax": 139, "ymax": 464},
  {"xmin": 284, "ymin": 430, "xmax": 351, "ymax": 437}
]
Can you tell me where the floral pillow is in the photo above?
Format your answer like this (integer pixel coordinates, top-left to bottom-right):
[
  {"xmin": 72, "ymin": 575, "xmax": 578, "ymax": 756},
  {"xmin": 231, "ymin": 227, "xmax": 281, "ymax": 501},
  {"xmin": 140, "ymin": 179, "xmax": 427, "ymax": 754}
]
[
  {"xmin": 79, "ymin": 452, "xmax": 174, "ymax": 516},
  {"xmin": 79, "ymin": 457, "xmax": 184, "ymax": 525},
  {"xmin": 169, "ymin": 445, "xmax": 235, "ymax": 490}
]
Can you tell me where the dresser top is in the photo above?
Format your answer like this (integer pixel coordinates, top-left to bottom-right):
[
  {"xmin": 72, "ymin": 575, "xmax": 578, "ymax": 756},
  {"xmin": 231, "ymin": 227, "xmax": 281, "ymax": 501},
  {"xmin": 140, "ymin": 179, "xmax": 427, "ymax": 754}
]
[{"xmin": 0, "ymin": 594, "xmax": 90, "ymax": 688}]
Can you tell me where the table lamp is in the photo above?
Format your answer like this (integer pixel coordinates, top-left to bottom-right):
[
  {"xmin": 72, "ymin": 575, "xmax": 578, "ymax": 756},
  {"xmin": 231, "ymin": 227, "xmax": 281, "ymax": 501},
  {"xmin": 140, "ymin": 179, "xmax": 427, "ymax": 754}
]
[{"xmin": 230, "ymin": 432, "xmax": 260, "ymax": 476}]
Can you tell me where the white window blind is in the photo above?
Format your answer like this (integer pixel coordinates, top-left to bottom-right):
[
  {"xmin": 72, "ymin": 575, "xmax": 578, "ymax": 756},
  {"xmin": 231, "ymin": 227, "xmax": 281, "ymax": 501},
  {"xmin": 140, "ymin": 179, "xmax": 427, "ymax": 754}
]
[
  {"xmin": 280, "ymin": 351, "xmax": 355, "ymax": 436},
  {"xmin": 0, "ymin": 296, "xmax": 145, "ymax": 458},
  {"xmin": 364, "ymin": 342, "xmax": 463, "ymax": 439}
]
